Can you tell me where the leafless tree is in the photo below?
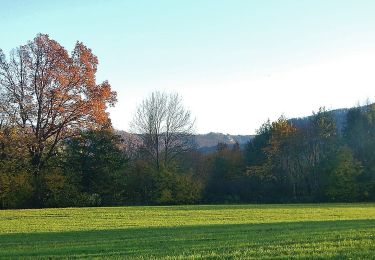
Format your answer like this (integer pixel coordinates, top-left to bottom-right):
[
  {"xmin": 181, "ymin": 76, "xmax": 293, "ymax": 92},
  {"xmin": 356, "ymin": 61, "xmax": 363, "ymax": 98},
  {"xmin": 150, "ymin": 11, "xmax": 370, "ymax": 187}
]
[{"xmin": 131, "ymin": 91, "xmax": 195, "ymax": 170}]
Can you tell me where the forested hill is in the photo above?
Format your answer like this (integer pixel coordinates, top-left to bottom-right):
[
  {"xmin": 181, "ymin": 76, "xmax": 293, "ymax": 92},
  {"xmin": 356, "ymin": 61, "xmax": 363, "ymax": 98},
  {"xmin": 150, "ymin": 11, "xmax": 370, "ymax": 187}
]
[
  {"xmin": 290, "ymin": 107, "xmax": 349, "ymax": 133},
  {"xmin": 116, "ymin": 106, "xmax": 354, "ymax": 153},
  {"xmin": 116, "ymin": 130, "xmax": 254, "ymax": 151},
  {"xmin": 195, "ymin": 107, "xmax": 352, "ymax": 151},
  {"xmin": 194, "ymin": 133, "xmax": 253, "ymax": 152}
]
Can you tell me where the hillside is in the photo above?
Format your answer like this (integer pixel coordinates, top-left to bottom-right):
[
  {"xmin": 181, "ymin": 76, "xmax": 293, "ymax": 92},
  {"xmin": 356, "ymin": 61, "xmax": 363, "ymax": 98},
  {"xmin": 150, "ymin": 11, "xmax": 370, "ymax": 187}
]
[
  {"xmin": 290, "ymin": 107, "xmax": 352, "ymax": 133},
  {"xmin": 194, "ymin": 132, "xmax": 253, "ymax": 150},
  {"xmin": 116, "ymin": 104, "xmax": 371, "ymax": 153},
  {"xmin": 116, "ymin": 130, "xmax": 253, "ymax": 150}
]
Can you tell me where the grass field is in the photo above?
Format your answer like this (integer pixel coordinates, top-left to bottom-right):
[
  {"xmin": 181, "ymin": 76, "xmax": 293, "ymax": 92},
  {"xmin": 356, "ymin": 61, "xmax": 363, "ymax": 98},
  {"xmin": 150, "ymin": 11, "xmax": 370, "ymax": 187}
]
[{"xmin": 0, "ymin": 204, "xmax": 374, "ymax": 259}]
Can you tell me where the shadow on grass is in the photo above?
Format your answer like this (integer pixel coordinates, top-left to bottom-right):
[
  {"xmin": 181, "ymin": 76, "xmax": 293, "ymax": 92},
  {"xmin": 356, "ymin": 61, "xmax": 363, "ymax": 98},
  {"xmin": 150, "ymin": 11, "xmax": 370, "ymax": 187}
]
[{"xmin": 1, "ymin": 219, "xmax": 374, "ymax": 258}]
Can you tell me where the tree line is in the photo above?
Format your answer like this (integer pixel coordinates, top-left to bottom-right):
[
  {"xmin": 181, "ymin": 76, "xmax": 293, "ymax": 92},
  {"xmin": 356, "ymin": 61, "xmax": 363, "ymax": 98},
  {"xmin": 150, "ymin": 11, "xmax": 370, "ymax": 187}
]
[{"xmin": 0, "ymin": 34, "xmax": 374, "ymax": 208}]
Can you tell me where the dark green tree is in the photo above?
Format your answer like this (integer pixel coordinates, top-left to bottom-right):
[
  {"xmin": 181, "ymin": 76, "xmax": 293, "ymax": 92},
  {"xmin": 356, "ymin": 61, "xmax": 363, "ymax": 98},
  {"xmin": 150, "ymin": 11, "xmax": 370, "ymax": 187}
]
[
  {"xmin": 62, "ymin": 129, "xmax": 127, "ymax": 206},
  {"xmin": 344, "ymin": 104, "xmax": 375, "ymax": 200},
  {"xmin": 319, "ymin": 147, "xmax": 362, "ymax": 202}
]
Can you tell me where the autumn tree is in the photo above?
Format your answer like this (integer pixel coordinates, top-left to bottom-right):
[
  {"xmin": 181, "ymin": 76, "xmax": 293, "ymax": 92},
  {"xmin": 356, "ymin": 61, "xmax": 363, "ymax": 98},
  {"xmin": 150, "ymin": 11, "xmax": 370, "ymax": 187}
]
[
  {"xmin": 131, "ymin": 91, "xmax": 195, "ymax": 170},
  {"xmin": 245, "ymin": 110, "xmax": 339, "ymax": 202},
  {"xmin": 0, "ymin": 34, "xmax": 116, "ymax": 205}
]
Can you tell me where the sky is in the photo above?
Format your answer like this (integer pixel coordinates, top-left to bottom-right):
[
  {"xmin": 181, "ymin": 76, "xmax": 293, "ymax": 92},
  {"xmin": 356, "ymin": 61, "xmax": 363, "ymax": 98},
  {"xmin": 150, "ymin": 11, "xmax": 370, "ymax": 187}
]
[{"xmin": 1, "ymin": 0, "xmax": 375, "ymax": 134}]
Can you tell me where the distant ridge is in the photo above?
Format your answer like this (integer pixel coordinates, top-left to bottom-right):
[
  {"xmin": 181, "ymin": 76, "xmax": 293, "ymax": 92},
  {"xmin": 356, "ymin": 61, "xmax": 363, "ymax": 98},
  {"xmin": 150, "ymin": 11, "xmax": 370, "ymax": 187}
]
[
  {"xmin": 115, "ymin": 130, "xmax": 253, "ymax": 152},
  {"xmin": 290, "ymin": 107, "xmax": 351, "ymax": 133},
  {"xmin": 194, "ymin": 132, "xmax": 253, "ymax": 148},
  {"xmin": 116, "ymin": 104, "xmax": 373, "ymax": 153},
  {"xmin": 194, "ymin": 132, "xmax": 253, "ymax": 153}
]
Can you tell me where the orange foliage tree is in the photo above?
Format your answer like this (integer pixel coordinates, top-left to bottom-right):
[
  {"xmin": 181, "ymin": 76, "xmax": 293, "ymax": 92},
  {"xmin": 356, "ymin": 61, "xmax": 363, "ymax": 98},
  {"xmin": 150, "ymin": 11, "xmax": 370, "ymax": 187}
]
[{"xmin": 0, "ymin": 34, "xmax": 117, "ymax": 204}]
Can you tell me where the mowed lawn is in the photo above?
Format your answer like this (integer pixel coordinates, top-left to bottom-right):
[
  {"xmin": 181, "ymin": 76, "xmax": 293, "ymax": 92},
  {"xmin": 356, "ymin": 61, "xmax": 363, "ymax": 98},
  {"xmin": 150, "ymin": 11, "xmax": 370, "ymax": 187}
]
[{"xmin": 0, "ymin": 204, "xmax": 374, "ymax": 259}]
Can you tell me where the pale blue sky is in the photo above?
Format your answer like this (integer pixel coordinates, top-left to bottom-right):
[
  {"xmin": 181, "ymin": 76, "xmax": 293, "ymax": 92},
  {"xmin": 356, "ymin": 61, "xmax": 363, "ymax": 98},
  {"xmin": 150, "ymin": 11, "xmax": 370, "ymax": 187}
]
[{"xmin": 1, "ymin": 0, "xmax": 375, "ymax": 134}]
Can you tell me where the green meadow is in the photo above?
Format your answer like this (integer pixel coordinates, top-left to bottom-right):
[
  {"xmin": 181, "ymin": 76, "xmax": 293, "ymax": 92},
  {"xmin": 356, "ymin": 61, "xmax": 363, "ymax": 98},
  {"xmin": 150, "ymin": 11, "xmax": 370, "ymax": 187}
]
[{"xmin": 0, "ymin": 204, "xmax": 374, "ymax": 259}]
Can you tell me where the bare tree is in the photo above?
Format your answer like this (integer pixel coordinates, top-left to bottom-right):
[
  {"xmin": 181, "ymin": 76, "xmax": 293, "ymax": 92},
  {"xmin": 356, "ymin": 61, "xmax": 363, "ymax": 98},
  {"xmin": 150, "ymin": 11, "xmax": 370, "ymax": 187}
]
[{"xmin": 131, "ymin": 91, "xmax": 195, "ymax": 170}]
